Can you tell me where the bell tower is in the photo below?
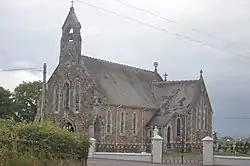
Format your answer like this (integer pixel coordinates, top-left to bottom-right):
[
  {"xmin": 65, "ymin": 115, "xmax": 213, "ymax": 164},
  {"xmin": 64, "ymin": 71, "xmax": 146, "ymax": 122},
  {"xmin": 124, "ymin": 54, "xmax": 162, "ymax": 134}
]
[{"xmin": 59, "ymin": 6, "xmax": 82, "ymax": 65}]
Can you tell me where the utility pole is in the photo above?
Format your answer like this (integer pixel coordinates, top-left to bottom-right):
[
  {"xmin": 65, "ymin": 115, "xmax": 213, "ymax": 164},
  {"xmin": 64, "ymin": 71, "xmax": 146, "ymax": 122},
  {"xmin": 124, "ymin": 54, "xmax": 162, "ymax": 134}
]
[{"xmin": 40, "ymin": 63, "xmax": 47, "ymax": 122}]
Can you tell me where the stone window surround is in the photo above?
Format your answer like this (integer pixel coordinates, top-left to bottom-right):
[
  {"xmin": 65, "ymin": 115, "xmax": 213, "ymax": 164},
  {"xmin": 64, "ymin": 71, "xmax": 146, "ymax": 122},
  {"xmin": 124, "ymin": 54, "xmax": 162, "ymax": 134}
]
[
  {"xmin": 165, "ymin": 124, "xmax": 172, "ymax": 142},
  {"xmin": 175, "ymin": 115, "xmax": 187, "ymax": 139}
]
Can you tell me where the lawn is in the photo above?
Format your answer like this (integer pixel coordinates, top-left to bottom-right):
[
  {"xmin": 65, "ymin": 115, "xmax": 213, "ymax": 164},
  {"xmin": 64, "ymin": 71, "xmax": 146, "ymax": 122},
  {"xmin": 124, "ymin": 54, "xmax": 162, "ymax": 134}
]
[
  {"xmin": 215, "ymin": 153, "xmax": 250, "ymax": 157},
  {"xmin": 163, "ymin": 152, "xmax": 198, "ymax": 158}
]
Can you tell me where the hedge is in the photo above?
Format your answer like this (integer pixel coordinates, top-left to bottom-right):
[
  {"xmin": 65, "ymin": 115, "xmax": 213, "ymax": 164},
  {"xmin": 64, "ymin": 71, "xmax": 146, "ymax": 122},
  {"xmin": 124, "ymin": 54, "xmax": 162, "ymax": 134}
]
[{"xmin": 0, "ymin": 119, "xmax": 90, "ymax": 166}]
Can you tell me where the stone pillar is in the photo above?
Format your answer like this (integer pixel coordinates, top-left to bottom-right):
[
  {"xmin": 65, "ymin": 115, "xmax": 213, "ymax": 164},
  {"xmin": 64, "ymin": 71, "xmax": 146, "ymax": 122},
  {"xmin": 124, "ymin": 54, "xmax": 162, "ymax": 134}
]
[
  {"xmin": 202, "ymin": 136, "xmax": 214, "ymax": 166},
  {"xmin": 152, "ymin": 128, "xmax": 163, "ymax": 163},
  {"xmin": 88, "ymin": 137, "xmax": 96, "ymax": 158}
]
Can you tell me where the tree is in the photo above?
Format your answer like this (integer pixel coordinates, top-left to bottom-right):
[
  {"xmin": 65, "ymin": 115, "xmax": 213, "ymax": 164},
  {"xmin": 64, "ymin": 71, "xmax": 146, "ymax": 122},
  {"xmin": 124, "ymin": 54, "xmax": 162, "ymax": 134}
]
[
  {"xmin": 213, "ymin": 131, "xmax": 219, "ymax": 145},
  {"xmin": 0, "ymin": 86, "xmax": 17, "ymax": 120},
  {"xmin": 13, "ymin": 81, "xmax": 42, "ymax": 122},
  {"xmin": 222, "ymin": 136, "xmax": 234, "ymax": 141}
]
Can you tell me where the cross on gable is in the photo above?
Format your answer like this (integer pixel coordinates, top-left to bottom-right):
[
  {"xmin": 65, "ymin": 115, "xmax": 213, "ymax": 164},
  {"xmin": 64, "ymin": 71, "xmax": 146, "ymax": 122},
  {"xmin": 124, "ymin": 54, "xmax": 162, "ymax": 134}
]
[
  {"xmin": 70, "ymin": 0, "xmax": 75, "ymax": 7},
  {"xmin": 163, "ymin": 72, "xmax": 168, "ymax": 81}
]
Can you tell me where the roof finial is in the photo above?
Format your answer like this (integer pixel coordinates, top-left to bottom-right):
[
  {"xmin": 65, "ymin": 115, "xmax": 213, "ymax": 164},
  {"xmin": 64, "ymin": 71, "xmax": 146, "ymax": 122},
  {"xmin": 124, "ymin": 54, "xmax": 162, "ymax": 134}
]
[
  {"xmin": 153, "ymin": 62, "xmax": 159, "ymax": 73},
  {"xmin": 200, "ymin": 69, "xmax": 203, "ymax": 78},
  {"xmin": 70, "ymin": 0, "xmax": 75, "ymax": 8},
  {"xmin": 163, "ymin": 72, "xmax": 168, "ymax": 81}
]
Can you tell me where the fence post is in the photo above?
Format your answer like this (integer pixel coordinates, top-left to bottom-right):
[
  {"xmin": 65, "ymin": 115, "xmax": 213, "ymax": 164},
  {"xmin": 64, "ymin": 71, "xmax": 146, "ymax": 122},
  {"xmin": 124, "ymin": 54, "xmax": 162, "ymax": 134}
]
[
  {"xmin": 152, "ymin": 128, "xmax": 163, "ymax": 163},
  {"xmin": 88, "ymin": 137, "xmax": 96, "ymax": 158},
  {"xmin": 202, "ymin": 136, "xmax": 214, "ymax": 166}
]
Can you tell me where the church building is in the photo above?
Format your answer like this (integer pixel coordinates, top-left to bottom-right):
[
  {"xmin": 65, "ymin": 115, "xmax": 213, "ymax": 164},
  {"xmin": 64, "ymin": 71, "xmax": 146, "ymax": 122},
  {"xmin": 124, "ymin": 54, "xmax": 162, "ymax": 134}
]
[{"xmin": 36, "ymin": 7, "xmax": 213, "ymax": 144}]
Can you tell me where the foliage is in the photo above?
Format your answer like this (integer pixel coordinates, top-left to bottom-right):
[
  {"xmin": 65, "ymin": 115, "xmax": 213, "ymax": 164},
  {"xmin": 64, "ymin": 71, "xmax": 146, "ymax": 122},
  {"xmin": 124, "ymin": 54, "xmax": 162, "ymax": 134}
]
[
  {"xmin": 12, "ymin": 81, "xmax": 42, "ymax": 122},
  {"xmin": 214, "ymin": 137, "xmax": 250, "ymax": 155},
  {"xmin": 222, "ymin": 136, "xmax": 234, "ymax": 141},
  {"xmin": 0, "ymin": 119, "xmax": 90, "ymax": 166},
  {"xmin": 0, "ymin": 87, "xmax": 17, "ymax": 120},
  {"xmin": 213, "ymin": 131, "xmax": 218, "ymax": 146}
]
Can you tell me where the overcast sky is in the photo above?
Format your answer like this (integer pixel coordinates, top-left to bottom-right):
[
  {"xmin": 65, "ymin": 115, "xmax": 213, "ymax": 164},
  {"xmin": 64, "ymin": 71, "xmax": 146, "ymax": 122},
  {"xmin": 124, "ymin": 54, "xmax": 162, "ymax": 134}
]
[{"xmin": 1, "ymin": 0, "xmax": 250, "ymax": 137}]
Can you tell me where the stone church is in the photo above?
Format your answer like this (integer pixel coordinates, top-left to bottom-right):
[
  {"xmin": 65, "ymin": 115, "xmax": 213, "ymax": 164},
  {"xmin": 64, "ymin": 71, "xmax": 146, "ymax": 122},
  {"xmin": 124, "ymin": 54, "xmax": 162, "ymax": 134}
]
[{"xmin": 36, "ymin": 7, "xmax": 213, "ymax": 144}]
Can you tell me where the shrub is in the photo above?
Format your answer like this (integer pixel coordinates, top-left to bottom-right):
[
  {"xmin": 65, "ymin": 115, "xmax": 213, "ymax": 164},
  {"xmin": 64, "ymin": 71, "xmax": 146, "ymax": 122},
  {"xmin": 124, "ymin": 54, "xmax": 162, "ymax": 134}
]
[{"xmin": 0, "ymin": 119, "xmax": 90, "ymax": 166}]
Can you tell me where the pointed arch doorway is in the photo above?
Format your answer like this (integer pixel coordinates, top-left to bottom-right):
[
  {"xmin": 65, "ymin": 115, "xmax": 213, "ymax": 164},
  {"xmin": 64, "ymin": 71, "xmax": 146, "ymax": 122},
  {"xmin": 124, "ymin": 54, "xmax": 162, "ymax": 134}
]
[{"xmin": 59, "ymin": 118, "xmax": 76, "ymax": 132}]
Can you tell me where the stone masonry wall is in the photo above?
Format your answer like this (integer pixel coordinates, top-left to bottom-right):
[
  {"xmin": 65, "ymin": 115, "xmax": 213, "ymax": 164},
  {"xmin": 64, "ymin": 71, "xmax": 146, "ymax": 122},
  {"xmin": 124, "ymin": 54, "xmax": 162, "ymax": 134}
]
[{"xmin": 45, "ymin": 63, "xmax": 96, "ymax": 133}]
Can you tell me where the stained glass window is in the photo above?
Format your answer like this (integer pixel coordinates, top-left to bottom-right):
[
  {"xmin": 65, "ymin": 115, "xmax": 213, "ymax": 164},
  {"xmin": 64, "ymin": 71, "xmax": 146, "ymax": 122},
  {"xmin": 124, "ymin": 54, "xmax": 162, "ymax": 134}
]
[
  {"xmin": 63, "ymin": 82, "xmax": 70, "ymax": 109},
  {"xmin": 75, "ymin": 82, "xmax": 81, "ymax": 112},
  {"xmin": 106, "ymin": 111, "xmax": 111, "ymax": 133},
  {"xmin": 120, "ymin": 111, "xmax": 125, "ymax": 134},
  {"xmin": 176, "ymin": 118, "xmax": 181, "ymax": 137},
  {"xmin": 132, "ymin": 113, "xmax": 137, "ymax": 135}
]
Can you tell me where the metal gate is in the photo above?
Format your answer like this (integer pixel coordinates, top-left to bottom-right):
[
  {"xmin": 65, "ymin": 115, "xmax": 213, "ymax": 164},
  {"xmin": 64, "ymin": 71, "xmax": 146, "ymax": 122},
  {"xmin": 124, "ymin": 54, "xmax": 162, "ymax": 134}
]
[{"xmin": 162, "ymin": 142, "xmax": 203, "ymax": 164}]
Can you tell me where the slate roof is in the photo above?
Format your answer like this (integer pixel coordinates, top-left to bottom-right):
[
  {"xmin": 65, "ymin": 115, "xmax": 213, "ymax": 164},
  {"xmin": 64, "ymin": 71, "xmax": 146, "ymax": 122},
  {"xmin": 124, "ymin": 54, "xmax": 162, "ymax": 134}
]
[
  {"xmin": 147, "ymin": 80, "xmax": 202, "ymax": 127},
  {"xmin": 81, "ymin": 55, "xmax": 163, "ymax": 108},
  {"xmin": 62, "ymin": 7, "xmax": 80, "ymax": 29},
  {"xmin": 153, "ymin": 80, "xmax": 201, "ymax": 109},
  {"xmin": 81, "ymin": 55, "xmax": 203, "ymax": 127}
]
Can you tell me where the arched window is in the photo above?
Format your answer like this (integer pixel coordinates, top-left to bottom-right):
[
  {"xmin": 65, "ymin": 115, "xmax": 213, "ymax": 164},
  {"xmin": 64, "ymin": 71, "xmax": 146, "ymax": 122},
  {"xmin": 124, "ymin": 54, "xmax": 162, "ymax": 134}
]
[
  {"xmin": 167, "ymin": 126, "xmax": 171, "ymax": 143},
  {"xmin": 120, "ymin": 111, "xmax": 125, "ymax": 134},
  {"xmin": 132, "ymin": 113, "xmax": 137, "ymax": 135},
  {"xmin": 106, "ymin": 110, "xmax": 112, "ymax": 133},
  {"xmin": 205, "ymin": 109, "xmax": 208, "ymax": 130},
  {"xmin": 196, "ymin": 108, "xmax": 199, "ymax": 129},
  {"xmin": 53, "ymin": 84, "xmax": 60, "ymax": 112},
  {"xmin": 74, "ymin": 82, "xmax": 81, "ymax": 112},
  {"xmin": 63, "ymin": 82, "xmax": 70, "ymax": 109},
  {"xmin": 176, "ymin": 118, "xmax": 181, "ymax": 137},
  {"xmin": 70, "ymin": 89, "xmax": 73, "ymax": 110},
  {"xmin": 199, "ymin": 108, "xmax": 202, "ymax": 129},
  {"xmin": 183, "ymin": 116, "xmax": 186, "ymax": 139},
  {"xmin": 202, "ymin": 109, "xmax": 206, "ymax": 129}
]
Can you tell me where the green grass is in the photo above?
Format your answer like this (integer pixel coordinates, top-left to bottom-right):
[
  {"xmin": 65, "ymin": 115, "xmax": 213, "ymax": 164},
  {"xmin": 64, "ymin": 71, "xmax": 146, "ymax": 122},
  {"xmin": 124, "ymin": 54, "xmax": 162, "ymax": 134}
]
[
  {"xmin": 215, "ymin": 153, "xmax": 250, "ymax": 157},
  {"xmin": 163, "ymin": 152, "xmax": 194, "ymax": 158}
]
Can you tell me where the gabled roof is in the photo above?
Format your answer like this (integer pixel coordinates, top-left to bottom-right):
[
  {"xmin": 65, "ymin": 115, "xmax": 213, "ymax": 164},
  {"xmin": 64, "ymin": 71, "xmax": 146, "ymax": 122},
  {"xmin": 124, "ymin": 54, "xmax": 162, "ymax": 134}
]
[
  {"xmin": 62, "ymin": 7, "xmax": 80, "ymax": 29},
  {"xmin": 81, "ymin": 55, "xmax": 162, "ymax": 108},
  {"xmin": 153, "ymin": 80, "xmax": 201, "ymax": 110},
  {"xmin": 147, "ymin": 80, "xmax": 202, "ymax": 127}
]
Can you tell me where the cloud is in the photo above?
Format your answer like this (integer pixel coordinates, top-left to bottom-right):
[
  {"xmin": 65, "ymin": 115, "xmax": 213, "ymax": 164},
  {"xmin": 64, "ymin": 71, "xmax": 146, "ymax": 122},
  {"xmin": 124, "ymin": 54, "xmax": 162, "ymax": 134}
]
[
  {"xmin": 0, "ymin": 70, "xmax": 42, "ymax": 92},
  {"xmin": 1, "ymin": 0, "xmax": 250, "ymax": 137}
]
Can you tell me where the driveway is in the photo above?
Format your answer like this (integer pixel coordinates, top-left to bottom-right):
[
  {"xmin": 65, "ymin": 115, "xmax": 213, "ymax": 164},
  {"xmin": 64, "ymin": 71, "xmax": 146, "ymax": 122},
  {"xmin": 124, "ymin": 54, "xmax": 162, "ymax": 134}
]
[{"xmin": 87, "ymin": 159, "xmax": 202, "ymax": 166}]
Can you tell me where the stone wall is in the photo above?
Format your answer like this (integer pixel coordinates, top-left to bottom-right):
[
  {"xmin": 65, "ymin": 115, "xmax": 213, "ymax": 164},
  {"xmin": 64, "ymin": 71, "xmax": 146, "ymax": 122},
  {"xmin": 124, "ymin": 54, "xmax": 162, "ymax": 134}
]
[
  {"xmin": 98, "ymin": 104, "xmax": 156, "ymax": 143},
  {"xmin": 44, "ymin": 64, "xmax": 96, "ymax": 133}
]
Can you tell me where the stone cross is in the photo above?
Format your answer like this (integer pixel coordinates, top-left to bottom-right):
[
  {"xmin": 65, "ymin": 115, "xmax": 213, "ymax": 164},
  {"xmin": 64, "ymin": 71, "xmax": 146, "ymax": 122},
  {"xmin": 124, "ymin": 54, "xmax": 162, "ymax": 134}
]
[
  {"xmin": 163, "ymin": 73, "xmax": 168, "ymax": 81},
  {"xmin": 153, "ymin": 126, "xmax": 159, "ymax": 136},
  {"xmin": 71, "ymin": 0, "xmax": 75, "ymax": 7}
]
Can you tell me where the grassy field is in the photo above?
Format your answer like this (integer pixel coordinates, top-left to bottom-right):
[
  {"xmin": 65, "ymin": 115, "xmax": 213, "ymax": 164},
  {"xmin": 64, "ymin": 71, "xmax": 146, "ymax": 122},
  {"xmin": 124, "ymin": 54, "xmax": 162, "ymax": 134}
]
[
  {"xmin": 215, "ymin": 153, "xmax": 250, "ymax": 157},
  {"xmin": 163, "ymin": 152, "xmax": 198, "ymax": 158},
  {"xmin": 163, "ymin": 152, "xmax": 250, "ymax": 158}
]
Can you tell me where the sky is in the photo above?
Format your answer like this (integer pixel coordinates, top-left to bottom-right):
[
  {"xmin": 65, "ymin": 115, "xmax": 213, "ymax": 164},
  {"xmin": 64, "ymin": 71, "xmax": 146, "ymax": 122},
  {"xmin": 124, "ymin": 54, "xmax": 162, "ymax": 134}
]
[{"xmin": 1, "ymin": 0, "xmax": 250, "ymax": 137}]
